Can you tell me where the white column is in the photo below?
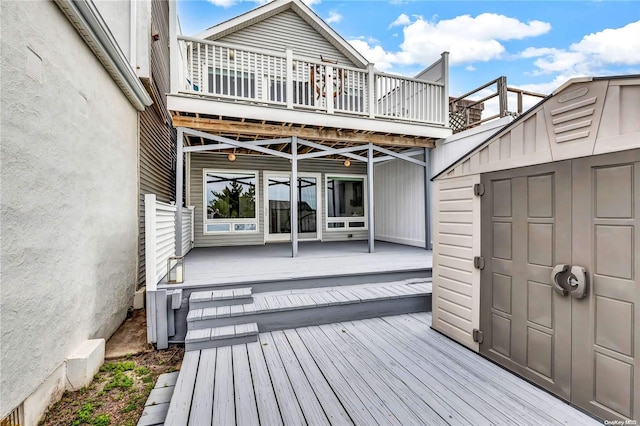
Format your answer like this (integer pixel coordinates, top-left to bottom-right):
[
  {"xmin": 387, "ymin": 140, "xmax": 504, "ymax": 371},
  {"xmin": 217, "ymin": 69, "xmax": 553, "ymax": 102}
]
[
  {"xmin": 175, "ymin": 128, "xmax": 184, "ymax": 256},
  {"xmin": 424, "ymin": 147, "xmax": 432, "ymax": 250},
  {"xmin": 367, "ymin": 63, "xmax": 375, "ymax": 118},
  {"xmin": 367, "ymin": 144, "xmax": 375, "ymax": 253},
  {"xmin": 169, "ymin": 0, "xmax": 178, "ymax": 93},
  {"xmin": 291, "ymin": 137, "xmax": 298, "ymax": 257}
]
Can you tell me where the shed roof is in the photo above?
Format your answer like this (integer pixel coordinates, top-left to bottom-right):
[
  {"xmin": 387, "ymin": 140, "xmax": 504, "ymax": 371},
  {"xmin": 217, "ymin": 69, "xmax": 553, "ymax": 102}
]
[
  {"xmin": 195, "ymin": 0, "xmax": 369, "ymax": 69},
  {"xmin": 432, "ymin": 74, "xmax": 640, "ymax": 180}
]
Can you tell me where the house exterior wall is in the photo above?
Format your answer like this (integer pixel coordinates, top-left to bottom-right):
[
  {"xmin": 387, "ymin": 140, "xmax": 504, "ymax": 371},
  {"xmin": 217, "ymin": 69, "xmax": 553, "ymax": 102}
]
[
  {"xmin": 0, "ymin": 0, "xmax": 138, "ymax": 421},
  {"xmin": 138, "ymin": 0, "xmax": 176, "ymax": 288},
  {"xmin": 188, "ymin": 152, "xmax": 367, "ymax": 247},
  {"xmin": 210, "ymin": 10, "xmax": 357, "ymax": 67},
  {"xmin": 374, "ymin": 157, "xmax": 426, "ymax": 247}
]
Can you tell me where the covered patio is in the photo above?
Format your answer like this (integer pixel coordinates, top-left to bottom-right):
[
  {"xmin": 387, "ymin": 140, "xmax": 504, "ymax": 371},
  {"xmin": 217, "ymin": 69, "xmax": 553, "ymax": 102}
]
[{"xmin": 159, "ymin": 240, "xmax": 432, "ymax": 289}]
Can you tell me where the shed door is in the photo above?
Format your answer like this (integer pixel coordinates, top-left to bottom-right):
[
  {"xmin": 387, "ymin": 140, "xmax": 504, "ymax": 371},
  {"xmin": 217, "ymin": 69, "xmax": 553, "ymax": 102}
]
[
  {"xmin": 480, "ymin": 161, "xmax": 572, "ymax": 400},
  {"xmin": 571, "ymin": 150, "xmax": 640, "ymax": 420},
  {"xmin": 480, "ymin": 149, "xmax": 640, "ymax": 421}
]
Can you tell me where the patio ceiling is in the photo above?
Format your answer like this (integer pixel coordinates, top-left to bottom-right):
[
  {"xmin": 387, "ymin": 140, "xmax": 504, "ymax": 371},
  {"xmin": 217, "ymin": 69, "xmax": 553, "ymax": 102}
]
[{"xmin": 172, "ymin": 111, "xmax": 437, "ymax": 154}]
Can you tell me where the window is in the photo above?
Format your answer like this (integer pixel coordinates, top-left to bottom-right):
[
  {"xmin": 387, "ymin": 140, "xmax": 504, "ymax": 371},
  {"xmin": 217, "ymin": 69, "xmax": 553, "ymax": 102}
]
[
  {"xmin": 326, "ymin": 175, "xmax": 367, "ymax": 230},
  {"xmin": 208, "ymin": 68, "xmax": 256, "ymax": 98},
  {"xmin": 204, "ymin": 170, "xmax": 258, "ymax": 234}
]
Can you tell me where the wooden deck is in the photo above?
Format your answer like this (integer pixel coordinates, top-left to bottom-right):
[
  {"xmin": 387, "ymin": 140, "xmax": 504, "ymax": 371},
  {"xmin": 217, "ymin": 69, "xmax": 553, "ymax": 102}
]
[
  {"xmin": 164, "ymin": 313, "xmax": 599, "ymax": 425},
  {"xmin": 160, "ymin": 241, "xmax": 432, "ymax": 288}
]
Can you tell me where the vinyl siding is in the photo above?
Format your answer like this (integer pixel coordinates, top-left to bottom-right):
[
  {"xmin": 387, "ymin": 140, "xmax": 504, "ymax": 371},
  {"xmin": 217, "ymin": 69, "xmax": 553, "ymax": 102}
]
[
  {"xmin": 138, "ymin": 0, "xmax": 176, "ymax": 288},
  {"xmin": 374, "ymin": 157, "xmax": 426, "ymax": 247},
  {"xmin": 431, "ymin": 175, "xmax": 481, "ymax": 351},
  {"xmin": 211, "ymin": 10, "xmax": 357, "ymax": 68},
  {"xmin": 189, "ymin": 152, "xmax": 367, "ymax": 247}
]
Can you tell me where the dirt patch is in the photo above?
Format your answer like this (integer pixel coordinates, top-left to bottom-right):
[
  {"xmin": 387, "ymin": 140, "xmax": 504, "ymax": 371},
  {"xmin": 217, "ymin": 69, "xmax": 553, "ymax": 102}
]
[
  {"xmin": 105, "ymin": 310, "xmax": 151, "ymax": 360},
  {"xmin": 39, "ymin": 347, "xmax": 184, "ymax": 426}
]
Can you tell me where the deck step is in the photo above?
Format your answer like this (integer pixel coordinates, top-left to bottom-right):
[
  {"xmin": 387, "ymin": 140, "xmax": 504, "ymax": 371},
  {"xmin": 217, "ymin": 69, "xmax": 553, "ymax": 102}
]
[
  {"xmin": 189, "ymin": 287, "xmax": 253, "ymax": 310},
  {"xmin": 186, "ymin": 279, "xmax": 431, "ymax": 333},
  {"xmin": 185, "ymin": 323, "xmax": 259, "ymax": 351},
  {"xmin": 136, "ymin": 372, "xmax": 179, "ymax": 426}
]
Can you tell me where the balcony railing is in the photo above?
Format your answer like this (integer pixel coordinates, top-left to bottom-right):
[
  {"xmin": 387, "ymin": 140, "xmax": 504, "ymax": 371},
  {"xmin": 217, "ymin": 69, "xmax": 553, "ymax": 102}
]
[{"xmin": 176, "ymin": 36, "xmax": 448, "ymax": 126}]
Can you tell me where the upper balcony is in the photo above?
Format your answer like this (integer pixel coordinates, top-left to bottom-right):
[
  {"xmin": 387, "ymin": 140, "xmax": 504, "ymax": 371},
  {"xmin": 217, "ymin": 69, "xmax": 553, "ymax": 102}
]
[{"xmin": 167, "ymin": 36, "xmax": 451, "ymax": 144}]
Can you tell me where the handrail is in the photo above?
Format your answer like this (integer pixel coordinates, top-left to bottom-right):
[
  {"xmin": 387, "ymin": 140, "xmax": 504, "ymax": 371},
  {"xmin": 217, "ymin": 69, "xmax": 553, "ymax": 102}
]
[{"xmin": 176, "ymin": 36, "xmax": 449, "ymax": 126}]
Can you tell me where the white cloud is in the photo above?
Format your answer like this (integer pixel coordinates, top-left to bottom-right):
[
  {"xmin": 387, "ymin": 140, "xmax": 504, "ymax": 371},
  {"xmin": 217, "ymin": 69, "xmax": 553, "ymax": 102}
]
[
  {"xmin": 348, "ymin": 39, "xmax": 398, "ymax": 72},
  {"xmin": 326, "ymin": 10, "xmax": 342, "ymax": 24},
  {"xmin": 389, "ymin": 13, "xmax": 410, "ymax": 28},
  {"xmin": 301, "ymin": 0, "xmax": 321, "ymax": 6},
  {"xmin": 517, "ymin": 20, "xmax": 640, "ymax": 92},
  {"xmin": 572, "ymin": 20, "xmax": 640, "ymax": 65},
  {"xmin": 465, "ymin": 65, "xmax": 476, "ymax": 72},
  {"xmin": 350, "ymin": 13, "xmax": 550, "ymax": 74},
  {"xmin": 206, "ymin": 0, "xmax": 237, "ymax": 7},
  {"xmin": 399, "ymin": 13, "xmax": 551, "ymax": 65}
]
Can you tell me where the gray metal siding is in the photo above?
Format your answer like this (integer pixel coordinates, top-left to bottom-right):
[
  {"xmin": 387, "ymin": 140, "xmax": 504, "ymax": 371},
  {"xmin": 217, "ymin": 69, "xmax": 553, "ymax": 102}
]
[
  {"xmin": 190, "ymin": 152, "xmax": 367, "ymax": 247},
  {"xmin": 211, "ymin": 10, "xmax": 357, "ymax": 68},
  {"xmin": 138, "ymin": 0, "xmax": 176, "ymax": 288}
]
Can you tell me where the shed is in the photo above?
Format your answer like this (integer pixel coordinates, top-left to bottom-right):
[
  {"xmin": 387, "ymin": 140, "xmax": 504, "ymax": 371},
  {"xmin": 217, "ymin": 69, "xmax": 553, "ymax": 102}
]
[{"xmin": 431, "ymin": 75, "xmax": 640, "ymax": 422}]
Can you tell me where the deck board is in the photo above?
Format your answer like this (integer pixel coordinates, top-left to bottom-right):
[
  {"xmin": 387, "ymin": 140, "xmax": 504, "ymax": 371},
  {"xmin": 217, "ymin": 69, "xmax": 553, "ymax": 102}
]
[
  {"xmin": 166, "ymin": 313, "xmax": 600, "ymax": 426},
  {"xmin": 232, "ymin": 345, "xmax": 260, "ymax": 426}
]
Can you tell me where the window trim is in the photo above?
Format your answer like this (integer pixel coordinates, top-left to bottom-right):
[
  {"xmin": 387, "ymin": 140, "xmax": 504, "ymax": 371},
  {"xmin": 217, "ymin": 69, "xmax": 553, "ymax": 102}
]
[
  {"xmin": 324, "ymin": 173, "xmax": 368, "ymax": 232},
  {"xmin": 202, "ymin": 168, "xmax": 260, "ymax": 235}
]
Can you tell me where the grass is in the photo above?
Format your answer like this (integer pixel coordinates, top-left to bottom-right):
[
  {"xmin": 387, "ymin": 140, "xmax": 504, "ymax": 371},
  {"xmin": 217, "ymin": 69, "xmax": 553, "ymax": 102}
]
[{"xmin": 39, "ymin": 347, "xmax": 183, "ymax": 426}]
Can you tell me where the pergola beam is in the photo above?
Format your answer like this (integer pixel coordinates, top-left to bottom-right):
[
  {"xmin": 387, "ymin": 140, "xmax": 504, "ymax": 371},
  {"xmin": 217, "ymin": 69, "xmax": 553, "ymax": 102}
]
[
  {"xmin": 171, "ymin": 116, "xmax": 436, "ymax": 148},
  {"xmin": 372, "ymin": 146, "xmax": 426, "ymax": 167},
  {"xmin": 297, "ymin": 138, "xmax": 367, "ymax": 162},
  {"xmin": 179, "ymin": 127, "xmax": 292, "ymax": 159}
]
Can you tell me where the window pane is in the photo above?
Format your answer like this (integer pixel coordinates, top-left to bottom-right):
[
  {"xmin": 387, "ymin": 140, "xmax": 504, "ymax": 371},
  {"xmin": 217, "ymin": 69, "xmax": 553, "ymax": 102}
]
[
  {"xmin": 327, "ymin": 177, "xmax": 364, "ymax": 218},
  {"xmin": 207, "ymin": 223, "xmax": 231, "ymax": 232},
  {"xmin": 349, "ymin": 222, "xmax": 366, "ymax": 228},
  {"xmin": 328, "ymin": 222, "xmax": 345, "ymax": 229},
  {"xmin": 234, "ymin": 223, "xmax": 257, "ymax": 231},
  {"xmin": 206, "ymin": 172, "xmax": 256, "ymax": 219}
]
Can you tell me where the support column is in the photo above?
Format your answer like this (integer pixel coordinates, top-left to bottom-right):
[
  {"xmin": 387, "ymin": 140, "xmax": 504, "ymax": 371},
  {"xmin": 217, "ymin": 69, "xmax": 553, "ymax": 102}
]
[
  {"xmin": 424, "ymin": 147, "xmax": 432, "ymax": 250},
  {"xmin": 367, "ymin": 144, "xmax": 375, "ymax": 253},
  {"xmin": 175, "ymin": 128, "xmax": 184, "ymax": 256},
  {"xmin": 291, "ymin": 137, "xmax": 298, "ymax": 257}
]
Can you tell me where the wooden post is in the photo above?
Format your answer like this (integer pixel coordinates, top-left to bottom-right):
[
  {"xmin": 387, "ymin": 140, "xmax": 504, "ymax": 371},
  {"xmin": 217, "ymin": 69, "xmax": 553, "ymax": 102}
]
[
  {"xmin": 291, "ymin": 137, "xmax": 298, "ymax": 257},
  {"xmin": 498, "ymin": 76, "xmax": 508, "ymax": 117},
  {"xmin": 367, "ymin": 144, "xmax": 375, "ymax": 253},
  {"xmin": 367, "ymin": 63, "xmax": 375, "ymax": 118},
  {"xmin": 175, "ymin": 128, "xmax": 184, "ymax": 256},
  {"xmin": 286, "ymin": 48, "xmax": 294, "ymax": 109},
  {"xmin": 424, "ymin": 147, "xmax": 432, "ymax": 250}
]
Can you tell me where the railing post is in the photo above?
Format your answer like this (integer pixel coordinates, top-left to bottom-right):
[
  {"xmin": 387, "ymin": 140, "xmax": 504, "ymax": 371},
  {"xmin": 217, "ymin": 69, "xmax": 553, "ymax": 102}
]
[
  {"xmin": 441, "ymin": 52, "xmax": 450, "ymax": 126},
  {"xmin": 367, "ymin": 63, "xmax": 375, "ymax": 118},
  {"xmin": 498, "ymin": 76, "xmax": 508, "ymax": 117},
  {"xmin": 286, "ymin": 48, "xmax": 294, "ymax": 109},
  {"xmin": 291, "ymin": 137, "xmax": 298, "ymax": 257},
  {"xmin": 326, "ymin": 65, "xmax": 334, "ymax": 115},
  {"xmin": 169, "ymin": 0, "xmax": 178, "ymax": 93},
  {"xmin": 144, "ymin": 193, "xmax": 158, "ymax": 344}
]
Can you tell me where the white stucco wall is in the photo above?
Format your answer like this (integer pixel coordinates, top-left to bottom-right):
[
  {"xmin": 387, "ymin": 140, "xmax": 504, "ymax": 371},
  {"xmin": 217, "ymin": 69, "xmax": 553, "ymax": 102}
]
[{"xmin": 1, "ymin": 0, "xmax": 139, "ymax": 419}]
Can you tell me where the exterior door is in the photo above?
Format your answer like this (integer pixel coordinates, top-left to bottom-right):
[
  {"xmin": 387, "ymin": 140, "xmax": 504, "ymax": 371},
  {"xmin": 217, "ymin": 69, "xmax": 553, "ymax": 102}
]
[
  {"xmin": 480, "ymin": 149, "xmax": 640, "ymax": 421},
  {"xmin": 264, "ymin": 172, "xmax": 321, "ymax": 242},
  {"xmin": 571, "ymin": 150, "xmax": 640, "ymax": 420},
  {"xmin": 480, "ymin": 161, "xmax": 573, "ymax": 399}
]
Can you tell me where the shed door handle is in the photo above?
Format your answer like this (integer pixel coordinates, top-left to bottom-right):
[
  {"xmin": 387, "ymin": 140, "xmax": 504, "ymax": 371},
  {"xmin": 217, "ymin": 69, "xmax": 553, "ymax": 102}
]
[
  {"xmin": 569, "ymin": 266, "xmax": 588, "ymax": 299},
  {"xmin": 551, "ymin": 264, "xmax": 570, "ymax": 296}
]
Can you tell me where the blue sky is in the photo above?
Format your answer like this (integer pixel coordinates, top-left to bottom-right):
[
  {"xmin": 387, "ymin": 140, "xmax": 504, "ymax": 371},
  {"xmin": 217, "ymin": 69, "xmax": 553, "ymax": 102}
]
[{"xmin": 177, "ymin": 0, "xmax": 640, "ymax": 101}]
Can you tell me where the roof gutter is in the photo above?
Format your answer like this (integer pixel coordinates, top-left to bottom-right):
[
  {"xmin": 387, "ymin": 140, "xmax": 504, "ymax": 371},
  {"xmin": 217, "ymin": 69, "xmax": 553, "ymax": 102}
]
[{"xmin": 54, "ymin": 0, "xmax": 153, "ymax": 111}]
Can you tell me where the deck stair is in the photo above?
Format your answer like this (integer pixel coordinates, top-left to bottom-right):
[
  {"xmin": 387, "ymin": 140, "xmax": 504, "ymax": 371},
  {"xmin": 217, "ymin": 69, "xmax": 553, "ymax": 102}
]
[{"xmin": 184, "ymin": 278, "xmax": 431, "ymax": 351}]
